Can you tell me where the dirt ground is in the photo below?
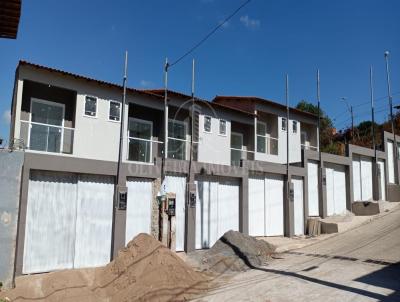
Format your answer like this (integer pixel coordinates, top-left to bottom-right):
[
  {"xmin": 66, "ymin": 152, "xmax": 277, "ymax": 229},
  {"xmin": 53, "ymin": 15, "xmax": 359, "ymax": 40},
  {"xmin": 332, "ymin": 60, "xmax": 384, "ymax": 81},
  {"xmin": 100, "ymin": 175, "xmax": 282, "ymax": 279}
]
[
  {"xmin": 0, "ymin": 234, "xmax": 210, "ymax": 302},
  {"xmin": 192, "ymin": 206, "xmax": 400, "ymax": 302}
]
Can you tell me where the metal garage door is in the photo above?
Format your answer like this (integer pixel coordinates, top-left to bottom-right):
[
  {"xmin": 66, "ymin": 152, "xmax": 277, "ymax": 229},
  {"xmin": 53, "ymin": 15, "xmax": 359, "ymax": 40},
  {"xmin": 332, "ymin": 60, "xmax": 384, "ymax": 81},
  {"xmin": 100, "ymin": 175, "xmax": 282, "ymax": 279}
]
[
  {"xmin": 248, "ymin": 174, "xmax": 284, "ymax": 237},
  {"xmin": 378, "ymin": 160, "xmax": 386, "ymax": 201},
  {"xmin": 74, "ymin": 175, "xmax": 114, "ymax": 268},
  {"xmin": 352, "ymin": 155, "xmax": 373, "ymax": 201},
  {"xmin": 292, "ymin": 177, "xmax": 304, "ymax": 236},
  {"xmin": 23, "ymin": 171, "xmax": 114, "ymax": 274},
  {"xmin": 126, "ymin": 178, "xmax": 153, "ymax": 244},
  {"xmin": 387, "ymin": 141, "xmax": 395, "ymax": 183},
  {"xmin": 164, "ymin": 175, "xmax": 187, "ymax": 252},
  {"xmin": 307, "ymin": 161, "xmax": 319, "ymax": 216},
  {"xmin": 195, "ymin": 177, "xmax": 239, "ymax": 249},
  {"xmin": 326, "ymin": 164, "xmax": 347, "ymax": 216}
]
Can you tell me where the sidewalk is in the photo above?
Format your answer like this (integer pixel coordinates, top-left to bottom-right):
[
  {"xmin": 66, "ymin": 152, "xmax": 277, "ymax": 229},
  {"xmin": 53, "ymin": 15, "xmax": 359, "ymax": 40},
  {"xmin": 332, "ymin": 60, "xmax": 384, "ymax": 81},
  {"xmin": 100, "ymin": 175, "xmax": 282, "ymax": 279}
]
[{"xmin": 258, "ymin": 201, "xmax": 400, "ymax": 253}]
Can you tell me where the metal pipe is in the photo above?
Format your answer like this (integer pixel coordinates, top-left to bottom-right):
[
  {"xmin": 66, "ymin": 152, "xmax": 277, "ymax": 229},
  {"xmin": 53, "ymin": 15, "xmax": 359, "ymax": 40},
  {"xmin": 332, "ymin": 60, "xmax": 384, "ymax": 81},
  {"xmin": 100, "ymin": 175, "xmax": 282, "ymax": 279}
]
[
  {"xmin": 163, "ymin": 58, "xmax": 169, "ymax": 179},
  {"xmin": 384, "ymin": 51, "xmax": 397, "ymax": 166},
  {"xmin": 286, "ymin": 74, "xmax": 289, "ymax": 178},
  {"xmin": 116, "ymin": 51, "xmax": 128, "ymax": 188},
  {"xmin": 370, "ymin": 65, "xmax": 376, "ymax": 160},
  {"xmin": 317, "ymin": 69, "xmax": 321, "ymax": 155}
]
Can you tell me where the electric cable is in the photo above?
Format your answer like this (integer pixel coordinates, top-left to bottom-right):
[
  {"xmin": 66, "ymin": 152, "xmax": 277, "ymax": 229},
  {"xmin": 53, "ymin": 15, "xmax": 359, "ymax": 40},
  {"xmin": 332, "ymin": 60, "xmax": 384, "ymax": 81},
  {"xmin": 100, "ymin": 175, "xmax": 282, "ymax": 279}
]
[{"xmin": 168, "ymin": 0, "xmax": 252, "ymax": 68}]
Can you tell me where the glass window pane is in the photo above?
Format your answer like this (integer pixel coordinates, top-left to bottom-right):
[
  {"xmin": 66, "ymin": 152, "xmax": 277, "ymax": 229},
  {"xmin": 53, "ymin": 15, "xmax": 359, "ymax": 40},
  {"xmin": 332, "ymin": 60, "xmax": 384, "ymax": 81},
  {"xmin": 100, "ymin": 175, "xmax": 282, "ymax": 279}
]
[
  {"xmin": 282, "ymin": 118, "xmax": 287, "ymax": 131},
  {"xmin": 169, "ymin": 121, "xmax": 186, "ymax": 139},
  {"xmin": 47, "ymin": 127, "xmax": 62, "ymax": 153},
  {"xmin": 168, "ymin": 139, "xmax": 186, "ymax": 160},
  {"xmin": 257, "ymin": 122, "xmax": 266, "ymax": 135},
  {"xmin": 204, "ymin": 116, "xmax": 211, "ymax": 132},
  {"xmin": 257, "ymin": 136, "xmax": 266, "ymax": 153},
  {"xmin": 231, "ymin": 149, "xmax": 241, "ymax": 166},
  {"xmin": 292, "ymin": 121, "xmax": 297, "ymax": 133},
  {"xmin": 85, "ymin": 97, "xmax": 97, "ymax": 116},
  {"xmin": 219, "ymin": 120, "xmax": 226, "ymax": 135},
  {"xmin": 31, "ymin": 101, "xmax": 63, "ymax": 126},
  {"xmin": 129, "ymin": 120, "xmax": 152, "ymax": 139},
  {"xmin": 30, "ymin": 124, "xmax": 48, "ymax": 151},
  {"xmin": 231, "ymin": 134, "xmax": 242, "ymax": 149},
  {"xmin": 109, "ymin": 102, "xmax": 120, "ymax": 121},
  {"xmin": 128, "ymin": 139, "xmax": 151, "ymax": 162}
]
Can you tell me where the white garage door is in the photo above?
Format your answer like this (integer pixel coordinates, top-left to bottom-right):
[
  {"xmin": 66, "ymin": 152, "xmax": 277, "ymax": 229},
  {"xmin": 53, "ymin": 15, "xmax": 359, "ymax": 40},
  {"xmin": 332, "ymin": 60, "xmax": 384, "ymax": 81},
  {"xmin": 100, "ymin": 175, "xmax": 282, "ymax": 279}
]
[
  {"xmin": 74, "ymin": 175, "xmax": 114, "ymax": 269},
  {"xmin": 307, "ymin": 161, "xmax": 319, "ymax": 216},
  {"xmin": 352, "ymin": 155, "xmax": 373, "ymax": 201},
  {"xmin": 378, "ymin": 160, "xmax": 386, "ymax": 201},
  {"xmin": 126, "ymin": 178, "xmax": 153, "ymax": 245},
  {"xmin": 23, "ymin": 171, "xmax": 114, "ymax": 274},
  {"xmin": 248, "ymin": 174, "xmax": 284, "ymax": 237},
  {"xmin": 387, "ymin": 141, "xmax": 395, "ymax": 184},
  {"xmin": 292, "ymin": 177, "xmax": 304, "ymax": 236},
  {"xmin": 326, "ymin": 164, "xmax": 347, "ymax": 216},
  {"xmin": 195, "ymin": 177, "xmax": 239, "ymax": 249},
  {"xmin": 164, "ymin": 175, "xmax": 187, "ymax": 252}
]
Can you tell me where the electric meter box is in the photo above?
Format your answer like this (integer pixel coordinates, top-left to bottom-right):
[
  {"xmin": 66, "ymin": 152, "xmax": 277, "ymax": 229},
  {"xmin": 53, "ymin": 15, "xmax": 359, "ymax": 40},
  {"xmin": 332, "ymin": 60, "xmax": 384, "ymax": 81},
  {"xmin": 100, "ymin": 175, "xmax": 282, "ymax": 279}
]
[
  {"xmin": 165, "ymin": 193, "xmax": 176, "ymax": 216},
  {"xmin": 116, "ymin": 186, "xmax": 128, "ymax": 210}
]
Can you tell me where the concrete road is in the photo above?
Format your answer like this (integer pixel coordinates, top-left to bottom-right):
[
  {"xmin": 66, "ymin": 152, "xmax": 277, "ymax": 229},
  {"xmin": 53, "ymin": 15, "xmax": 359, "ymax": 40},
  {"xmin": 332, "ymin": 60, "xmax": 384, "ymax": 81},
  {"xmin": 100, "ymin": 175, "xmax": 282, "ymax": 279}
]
[{"xmin": 195, "ymin": 207, "xmax": 400, "ymax": 302}]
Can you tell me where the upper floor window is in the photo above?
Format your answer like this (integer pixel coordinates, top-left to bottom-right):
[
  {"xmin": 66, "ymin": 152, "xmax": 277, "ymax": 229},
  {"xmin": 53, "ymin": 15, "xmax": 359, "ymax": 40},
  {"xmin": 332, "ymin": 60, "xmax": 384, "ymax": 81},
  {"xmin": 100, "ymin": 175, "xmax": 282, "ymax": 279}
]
[
  {"xmin": 84, "ymin": 96, "xmax": 97, "ymax": 117},
  {"xmin": 109, "ymin": 101, "xmax": 121, "ymax": 121},
  {"xmin": 168, "ymin": 120, "xmax": 187, "ymax": 160},
  {"xmin": 204, "ymin": 116, "xmax": 212, "ymax": 132},
  {"xmin": 292, "ymin": 121, "xmax": 298, "ymax": 133},
  {"xmin": 282, "ymin": 118, "xmax": 287, "ymax": 131},
  {"xmin": 219, "ymin": 119, "xmax": 226, "ymax": 135},
  {"xmin": 257, "ymin": 121, "xmax": 267, "ymax": 153}
]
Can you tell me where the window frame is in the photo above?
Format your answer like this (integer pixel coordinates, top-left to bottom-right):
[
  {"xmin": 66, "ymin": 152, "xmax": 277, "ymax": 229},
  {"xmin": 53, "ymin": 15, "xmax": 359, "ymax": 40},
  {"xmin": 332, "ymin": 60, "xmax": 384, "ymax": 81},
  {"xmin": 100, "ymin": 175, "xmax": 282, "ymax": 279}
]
[
  {"xmin": 168, "ymin": 119, "xmax": 188, "ymax": 160},
  {"xmin": 127, "ymin": 117, "xmax": 153, "ymax": 163},
  {"xmin": 83, "ymin": 95, "xmax": 98, "ymax": 118},
  {"xmin": 282, "ymin": 117, "xmax": 287, "ymax": 131},
  {"xmin": 219, "ymin": 119, "xmax": 227, "ymax": 136},
  {"xmin": 256, "ymin": 121, "xmax": 268, "ymax": 153},
  {"xmin": 29, "ymin": 97, "xmax": 66, "ymax": 153},
  {"xmin": 108, "ymin": 100, "xmax": 121, "ymax": 122},
  {"xmin": 292, "ymin": 120, "xmax": 298, "ymax": 133},
  {"xmin": 203, "ymin": 115, "xmax": 212, "ymax": 133}
]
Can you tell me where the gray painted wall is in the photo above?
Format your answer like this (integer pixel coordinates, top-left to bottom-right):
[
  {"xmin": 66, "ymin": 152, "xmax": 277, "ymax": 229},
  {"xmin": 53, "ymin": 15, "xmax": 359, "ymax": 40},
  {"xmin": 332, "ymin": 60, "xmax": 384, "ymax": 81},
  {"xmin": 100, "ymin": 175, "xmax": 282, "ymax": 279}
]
[{"xmin": 0, "ymin": 150, "xmax": 24, "ymax": 288}]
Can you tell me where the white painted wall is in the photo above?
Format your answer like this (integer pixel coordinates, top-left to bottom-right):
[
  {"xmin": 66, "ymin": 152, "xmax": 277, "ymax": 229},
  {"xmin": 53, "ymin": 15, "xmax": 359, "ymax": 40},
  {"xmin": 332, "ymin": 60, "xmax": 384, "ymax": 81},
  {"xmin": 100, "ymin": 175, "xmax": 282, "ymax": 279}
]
[
  {"xmin": 15, "ymin": 66, "xmax": 163, "ymax": 163},
  {"xmin": 254, "ymin": 116, "xmax": 302, "ymax": 164},
  {"xmin": 197, "ymin": 114, "xmax": 231, "ymax": 166}
]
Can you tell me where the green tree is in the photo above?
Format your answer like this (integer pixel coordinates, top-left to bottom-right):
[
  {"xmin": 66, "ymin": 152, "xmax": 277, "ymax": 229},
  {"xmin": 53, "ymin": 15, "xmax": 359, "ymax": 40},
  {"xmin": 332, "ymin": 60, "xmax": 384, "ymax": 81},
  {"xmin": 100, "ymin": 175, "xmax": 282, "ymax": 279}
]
[{"xmin": 296, "ymin": 100, "xmax": 339, "ymax": 153}]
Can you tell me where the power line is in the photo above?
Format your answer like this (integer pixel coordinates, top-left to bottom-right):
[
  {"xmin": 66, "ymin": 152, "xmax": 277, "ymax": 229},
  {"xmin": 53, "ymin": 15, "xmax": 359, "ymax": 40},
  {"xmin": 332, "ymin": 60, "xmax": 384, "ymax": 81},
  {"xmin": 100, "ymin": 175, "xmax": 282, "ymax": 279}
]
[{"xmin": 168, "ymin": 0, "xmax": 252, "ymax": 68}]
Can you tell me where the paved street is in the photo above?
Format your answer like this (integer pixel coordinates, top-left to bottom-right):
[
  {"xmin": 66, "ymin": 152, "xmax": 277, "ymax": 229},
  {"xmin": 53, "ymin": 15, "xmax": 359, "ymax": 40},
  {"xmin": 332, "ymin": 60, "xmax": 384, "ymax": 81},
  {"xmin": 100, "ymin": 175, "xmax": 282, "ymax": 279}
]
[{"xmin": 195, "ymin": 206, "xmax": 400, "ymax": 302}]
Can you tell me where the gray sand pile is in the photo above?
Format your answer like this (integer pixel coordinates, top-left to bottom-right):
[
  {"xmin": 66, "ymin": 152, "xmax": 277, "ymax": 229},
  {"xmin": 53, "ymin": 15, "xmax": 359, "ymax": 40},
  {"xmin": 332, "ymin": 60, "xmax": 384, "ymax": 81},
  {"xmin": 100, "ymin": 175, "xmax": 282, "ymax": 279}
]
[
  {"xmin": 1, "ymin": 234, "xmax": 209, "ymax": 302},
  {"xmin": 201, "ymin": 230, "xmax": 276, "ymax": 273}
]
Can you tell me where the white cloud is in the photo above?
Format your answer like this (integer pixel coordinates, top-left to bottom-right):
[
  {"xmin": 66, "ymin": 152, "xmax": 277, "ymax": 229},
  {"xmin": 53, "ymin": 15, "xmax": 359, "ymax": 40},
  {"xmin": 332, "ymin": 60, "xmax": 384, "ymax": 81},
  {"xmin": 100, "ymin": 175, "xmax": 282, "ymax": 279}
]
[
  {"xmin": 139, "ymin": 80, "xmax": 154, "ymax": 88},
  {"xmin": 2, "ymin": 110, "xmax": 11, "ymax": 124},
  {"xmin": 240, "ymin": 15, "xmax": 260, "ymax": 29}
]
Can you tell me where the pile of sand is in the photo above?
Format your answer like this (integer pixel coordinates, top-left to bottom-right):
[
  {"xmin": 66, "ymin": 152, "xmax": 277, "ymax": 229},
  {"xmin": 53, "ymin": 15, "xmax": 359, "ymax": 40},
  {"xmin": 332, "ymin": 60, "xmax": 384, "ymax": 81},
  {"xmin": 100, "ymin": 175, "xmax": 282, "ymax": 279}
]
[
  {"xmin": 1, "ymin": 234, "xmax": 208, "ymax": 302},
  {"xmin": 201, "ymin": 230, "xmax": 276, "ymax": 273}
]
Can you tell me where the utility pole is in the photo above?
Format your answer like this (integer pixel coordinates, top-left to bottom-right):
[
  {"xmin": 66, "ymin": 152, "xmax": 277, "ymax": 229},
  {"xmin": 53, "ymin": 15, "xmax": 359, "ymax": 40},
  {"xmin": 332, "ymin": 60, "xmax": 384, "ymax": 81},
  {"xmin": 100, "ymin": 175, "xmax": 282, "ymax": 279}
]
[
  {"xmin": 163, "ymin": 58, "xmax": 169, "ymax": 180},
  {"xmin": 384, "ymin": 51, "xmax": 397, "ymax": 171},
  {"xmin": 370, "ymin": 66, "xmax": 376, "ymax": 160},
  {"xmin": 112, "ymin": 51, "xmax": 128, "ymax": 259},
  {"xmin": 286, "ymin": 74, "xmax": 290, "ymax": 180}
]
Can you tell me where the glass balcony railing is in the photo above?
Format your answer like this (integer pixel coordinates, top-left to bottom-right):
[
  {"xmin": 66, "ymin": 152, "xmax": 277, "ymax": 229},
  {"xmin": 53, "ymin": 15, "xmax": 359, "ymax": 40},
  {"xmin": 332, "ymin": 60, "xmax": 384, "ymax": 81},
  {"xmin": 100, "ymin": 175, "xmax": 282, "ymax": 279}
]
[{"xmin": 20, "ymin": 121, "xmax": 74, "ymax": 154}]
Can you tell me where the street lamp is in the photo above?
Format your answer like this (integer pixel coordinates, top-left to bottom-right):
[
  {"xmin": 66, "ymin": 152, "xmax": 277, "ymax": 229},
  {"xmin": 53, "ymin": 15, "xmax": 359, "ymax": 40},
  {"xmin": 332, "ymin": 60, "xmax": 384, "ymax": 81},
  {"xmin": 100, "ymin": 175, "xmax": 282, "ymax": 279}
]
[{"xmin": 341, "ymin": 97, "xmax": 354, "ymax": 142}]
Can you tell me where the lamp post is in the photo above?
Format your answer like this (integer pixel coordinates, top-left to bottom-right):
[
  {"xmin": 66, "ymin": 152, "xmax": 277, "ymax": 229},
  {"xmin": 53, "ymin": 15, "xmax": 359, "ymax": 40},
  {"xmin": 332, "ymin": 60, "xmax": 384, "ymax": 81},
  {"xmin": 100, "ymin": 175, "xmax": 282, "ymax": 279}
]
[
  {"xmin": 384, "ymin": 51, "xmax": 398, "ymax": 185},
  {"xmin": 341, "ymin": 97, "xmax": 354, "ymax": 142}
]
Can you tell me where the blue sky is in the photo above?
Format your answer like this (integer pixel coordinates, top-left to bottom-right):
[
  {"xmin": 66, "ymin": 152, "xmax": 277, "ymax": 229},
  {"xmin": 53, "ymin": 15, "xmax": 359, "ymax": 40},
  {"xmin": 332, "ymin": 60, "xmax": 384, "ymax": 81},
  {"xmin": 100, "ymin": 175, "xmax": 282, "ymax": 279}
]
[{"xmin": 1, "ymin": 0, "xmax": 399, "ymax": 141}]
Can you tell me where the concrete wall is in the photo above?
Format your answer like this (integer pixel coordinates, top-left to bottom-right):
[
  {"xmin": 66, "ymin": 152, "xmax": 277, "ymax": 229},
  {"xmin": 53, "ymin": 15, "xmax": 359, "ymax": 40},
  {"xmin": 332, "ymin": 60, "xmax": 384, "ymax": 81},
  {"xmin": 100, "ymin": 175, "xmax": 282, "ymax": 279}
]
[{"xmin": 0, "ymin": 151, "xmax": 24, "ymax": 288}]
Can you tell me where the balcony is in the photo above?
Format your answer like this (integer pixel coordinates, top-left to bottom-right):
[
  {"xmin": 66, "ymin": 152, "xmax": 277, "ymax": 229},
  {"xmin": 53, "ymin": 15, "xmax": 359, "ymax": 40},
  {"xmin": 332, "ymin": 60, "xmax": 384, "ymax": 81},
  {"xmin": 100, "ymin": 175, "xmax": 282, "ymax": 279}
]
[
  {"xmin": 20, "ymin": 120, "xmax": 74, "ymax": 154},
  {"xmin": 301, "ymin": 144, "xmax": 318, "ymax": 151},
  {"xmin": 257, "ymin": 136, "xmax": 279, "ymax": 155}
]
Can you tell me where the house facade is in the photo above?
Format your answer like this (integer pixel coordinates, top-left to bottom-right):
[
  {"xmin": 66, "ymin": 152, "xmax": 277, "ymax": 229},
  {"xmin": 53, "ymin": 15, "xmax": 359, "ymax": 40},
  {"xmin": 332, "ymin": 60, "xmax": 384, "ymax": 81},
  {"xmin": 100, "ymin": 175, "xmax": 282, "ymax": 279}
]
[{"xmin": 3, "ymin": 61, "xmax": 398, "ymax": 283}]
